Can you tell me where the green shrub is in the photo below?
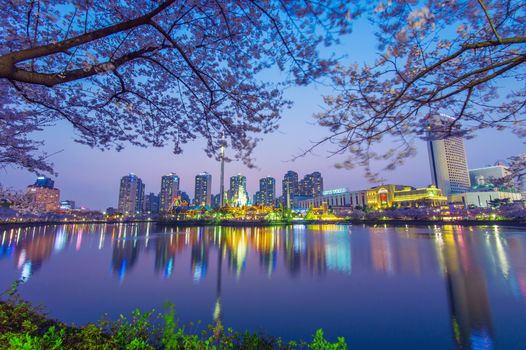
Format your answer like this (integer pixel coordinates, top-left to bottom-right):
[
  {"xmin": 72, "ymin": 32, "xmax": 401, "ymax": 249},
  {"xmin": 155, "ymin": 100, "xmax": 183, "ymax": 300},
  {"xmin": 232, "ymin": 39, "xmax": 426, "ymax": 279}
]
[{"xmin": 0, "ymin": 284, "xmax": 348, "ymax": 349}]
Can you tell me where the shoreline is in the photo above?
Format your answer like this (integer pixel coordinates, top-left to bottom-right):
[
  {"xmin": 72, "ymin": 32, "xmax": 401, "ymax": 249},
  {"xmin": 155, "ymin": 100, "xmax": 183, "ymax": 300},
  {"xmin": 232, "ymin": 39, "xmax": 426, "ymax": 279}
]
[{"xmin": 1, "ymin": 218, "xmax": 525, "ymax": 229}]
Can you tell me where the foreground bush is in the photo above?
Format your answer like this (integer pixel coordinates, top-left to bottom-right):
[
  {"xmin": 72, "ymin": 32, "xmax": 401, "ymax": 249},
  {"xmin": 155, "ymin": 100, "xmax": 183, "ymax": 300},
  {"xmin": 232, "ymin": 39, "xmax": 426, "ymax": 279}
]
[{"xmin": 0, "ymin": 285, "xmax": 347, "ymax": 349}]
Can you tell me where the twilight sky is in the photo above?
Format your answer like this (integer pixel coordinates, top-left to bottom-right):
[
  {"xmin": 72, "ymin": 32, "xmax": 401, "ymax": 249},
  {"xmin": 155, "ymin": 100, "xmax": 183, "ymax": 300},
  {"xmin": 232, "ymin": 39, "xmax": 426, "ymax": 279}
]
[{"xmin": 1, "ymin": 18, "xmax": 523, "ymax": 210}]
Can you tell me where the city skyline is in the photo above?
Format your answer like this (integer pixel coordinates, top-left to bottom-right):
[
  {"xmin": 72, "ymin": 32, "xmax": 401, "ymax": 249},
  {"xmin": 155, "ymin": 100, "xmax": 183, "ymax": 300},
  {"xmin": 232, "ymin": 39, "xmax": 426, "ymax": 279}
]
[{"xmin": 1, "ymin": 130, "xmax": 521, "ymax": 211}]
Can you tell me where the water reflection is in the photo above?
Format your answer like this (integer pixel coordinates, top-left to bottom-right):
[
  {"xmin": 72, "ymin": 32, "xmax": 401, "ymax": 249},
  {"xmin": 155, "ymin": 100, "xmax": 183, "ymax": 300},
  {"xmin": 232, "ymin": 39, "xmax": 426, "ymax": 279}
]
[
  {"xmin": 1, "ymin": 223, "xmax": 525, "ymax": 349},
  {"xmin": 435, "ymin": 226, "xmax": 494, "ymax": 349}
]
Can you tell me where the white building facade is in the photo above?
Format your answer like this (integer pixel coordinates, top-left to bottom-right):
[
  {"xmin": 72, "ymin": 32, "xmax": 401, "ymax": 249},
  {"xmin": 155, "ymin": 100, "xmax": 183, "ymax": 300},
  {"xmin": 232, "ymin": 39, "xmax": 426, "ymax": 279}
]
[
  {"xmin": 427, "ymin": 118, "xmax": 471, "ymax": 195},
  {"xmin": 296, "ymin": 188, "xmax": 368, "ymax": 209}
]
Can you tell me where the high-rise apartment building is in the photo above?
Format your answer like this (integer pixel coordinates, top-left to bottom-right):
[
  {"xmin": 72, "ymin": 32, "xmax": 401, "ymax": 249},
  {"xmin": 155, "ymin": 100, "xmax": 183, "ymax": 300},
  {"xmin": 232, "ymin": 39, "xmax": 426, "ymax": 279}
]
[
  {"xmin": 143, "ymin": 192, "xmax": 160, "ymax": 213},
  {"xmin": 427, "ymin": 115, "xmax": 471, "ymax": 195},
  {"xmin": 26, "ymin": 176, "xmax": 60, "ymax": 212},
  {"xmin": 282, "ymin": 171, "xmax": 299, "ymax": 207},
  {"xmin": 229, "ymin": 174, "xmax": 248, "ymax": 206},
  {"xmin": 118, "ymin": 173, "xmax": 145, "ymax": 214},
  {"xmin": 255, "ymin": 176, "xmax": 276, "ymax": 206},
  {"xmin": 299, "ymin": 172, "xmax": 323, "ymax": 198},
  {"xmin": 159, "ymin": 173, "xmax": 180, "ymax": 212},
  {"xmin": 194, "ymin": 172, "xmax": 212, "ymax": 207}
]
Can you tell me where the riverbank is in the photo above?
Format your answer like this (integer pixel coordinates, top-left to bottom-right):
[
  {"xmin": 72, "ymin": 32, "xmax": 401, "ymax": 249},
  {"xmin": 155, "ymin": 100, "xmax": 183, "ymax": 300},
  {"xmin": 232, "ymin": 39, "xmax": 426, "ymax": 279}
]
[
  {"xmin": 167, "ymin": 218, "xmax": 526, "ymax": 227},
  {"xmin": 0, "ymin": 292, "xmax": 346, "ymax": 350},
  {"xmin": 1, "ymin": 218, "xmax": 525, "ymax": 229}
]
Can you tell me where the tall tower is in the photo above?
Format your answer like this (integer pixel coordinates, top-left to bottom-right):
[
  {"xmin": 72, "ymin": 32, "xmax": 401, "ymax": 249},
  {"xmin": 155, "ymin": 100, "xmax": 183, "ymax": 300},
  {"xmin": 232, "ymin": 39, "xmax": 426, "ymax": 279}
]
[
  {"xmin": 118, "ymin": 173, "xmax": 145, "ymax": 214},
  {"xmin": 427, "ymin": 114, "xmax": 471, "ymax": 195},
  {"xmin": 195, "ymin": 172, "xmax": 212, "ymax": 207},
  {"xmin": 159, "ymin": 173, "xmax": 180, "ymax": 212},
  {"xmin": 219, "ymin": 135, "xmax": 225, "ymax": 208}
]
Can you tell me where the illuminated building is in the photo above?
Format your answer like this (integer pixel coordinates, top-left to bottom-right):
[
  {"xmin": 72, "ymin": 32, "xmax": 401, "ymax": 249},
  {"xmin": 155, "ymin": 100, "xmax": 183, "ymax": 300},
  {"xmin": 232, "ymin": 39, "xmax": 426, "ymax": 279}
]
[
  {"xmin": 298, "ymin": 185, "xmax": 446, "ymax": 211},
  {"xmin": 60, "ymin": 200, "xmax": 75, "ymax": 210},
  {"xmin": 229, "ymin": 174, "xmax": 248, "ymax": 207},
  {"xmin": 118, "ymin": 173, "xmax": 145, "ymax": 214},
  {"xmin": 349, "ymin": 190, "xmax": 368, "ymax": 209},
  {"xmin": 299, "ymin": 185, "xmax": 448, "ymax": 211},
  {"xmin": 194, "ymin": 172, "xmax": 212, "ymax": 207},
  {"xmin": 298, "ymin": 188, "xmax": 349, "ymax": 208},
  {"xmin": 391, "ymin": 185, "xmax": 447, "ymax": 208},
  {"xmin": 26, "ymin": 178, "xmax": 60, "ymax": 212},
  {"xmin": 299, "ymin": 172, "xmax": 323, "ymax": 198},
  {"xmin": 366, "ymin": 185, "xmax": 398, "ymax": 209},
  {"xmin": 304, "ymin": 202, "xmax": 339, "ymax": 221},
  {"xmin": 297, "ymin": 188, "xmax": 367, "ymax": 210},
  {"xmin": 34, "ymin": 176, "xmax": 54, "ymax": 188},
  {"xmin": 255, "ymin": 176, "xmax": 276, "ymax": 206},
  {"xmin": 469, "ymin": 164, "xmax": 510, "ymax": 186},
  {"xmin": 282, "ymin": 171, "xmax": 299, "ymax": 208},
  {"xmin": 427, "ymin": 114, "xmax": 471, "ymax": 195},
  {"xmin": 366, "ymin": 184, "xmax": 448, "ymax": 210},
  {"xmin": 143, "ymin": 192, "xmax": 160, "ymax": 213},
  {"xmin": 159, "ymin": 173, "xmax": 180, "ymax": 212}
]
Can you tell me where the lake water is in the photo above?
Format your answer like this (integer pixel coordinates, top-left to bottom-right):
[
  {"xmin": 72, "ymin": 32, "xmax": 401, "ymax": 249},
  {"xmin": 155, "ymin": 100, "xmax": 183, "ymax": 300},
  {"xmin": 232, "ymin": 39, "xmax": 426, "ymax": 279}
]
[{"xmin": 0, "ymin": 223, "xmax": 525, "ymax": 349}]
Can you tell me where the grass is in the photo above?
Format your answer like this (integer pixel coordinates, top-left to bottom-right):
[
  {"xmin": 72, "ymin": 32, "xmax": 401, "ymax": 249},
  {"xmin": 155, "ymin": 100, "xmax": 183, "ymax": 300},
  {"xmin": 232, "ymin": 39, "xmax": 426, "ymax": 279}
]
[{"xmin": 0, "ymin": 283, "xmax": 347, "ymax": 349}]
